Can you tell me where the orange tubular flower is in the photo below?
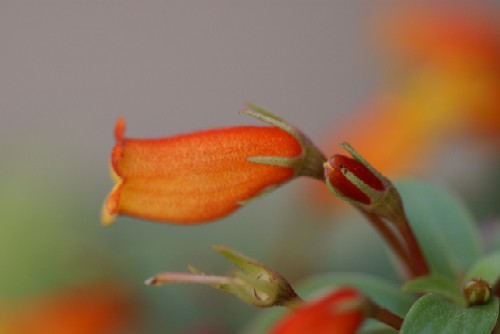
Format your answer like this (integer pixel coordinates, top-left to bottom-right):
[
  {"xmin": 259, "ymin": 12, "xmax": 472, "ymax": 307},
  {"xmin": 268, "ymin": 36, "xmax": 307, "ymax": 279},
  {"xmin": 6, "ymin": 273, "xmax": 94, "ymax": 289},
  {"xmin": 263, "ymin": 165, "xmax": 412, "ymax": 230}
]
[
  {"xmin": 379, "ymin": 5, "xmax": 500, "ymax": 137},
  {"xmin": 270, "ymin": 288, "xmax": 365, "ymax": 334},
  {"xmin": 0, "ymin": 282, "xmax": 135, "ymax": 334},
  {"xmin": 102, "ymin": 105, "xmax": 325, "ymax": 225}
]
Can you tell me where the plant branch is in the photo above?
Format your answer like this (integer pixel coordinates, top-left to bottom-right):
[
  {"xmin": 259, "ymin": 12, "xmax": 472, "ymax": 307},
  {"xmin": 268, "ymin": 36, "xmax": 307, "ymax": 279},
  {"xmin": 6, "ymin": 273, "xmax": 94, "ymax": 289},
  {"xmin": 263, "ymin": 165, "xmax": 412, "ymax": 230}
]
[
  {"xmin": 397, "ymin": 215, "xmax": 430, "ymax": 277},
  {"xmin": 360, "ymin": 210, "xmax": 414, "ymax": 276},
  {"xmin": 368, "ymin": 301, "xmax": 403, "ymax": 330}
]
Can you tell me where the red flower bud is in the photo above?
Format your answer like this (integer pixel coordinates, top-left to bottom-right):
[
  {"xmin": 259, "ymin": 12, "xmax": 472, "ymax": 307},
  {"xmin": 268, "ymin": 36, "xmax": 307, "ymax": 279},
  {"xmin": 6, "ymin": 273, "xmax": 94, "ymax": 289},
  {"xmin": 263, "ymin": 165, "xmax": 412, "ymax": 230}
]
[
  {"xmin": 323, "ymin": 143, "xmax": 407, "ymax": 224},
  {"xmin": 270, "ymin": 288, "xmax": 365, "ymax": 334},
  {"xmin": 324, "ymin": 154, "xmax": 385, "ymax": 205}
]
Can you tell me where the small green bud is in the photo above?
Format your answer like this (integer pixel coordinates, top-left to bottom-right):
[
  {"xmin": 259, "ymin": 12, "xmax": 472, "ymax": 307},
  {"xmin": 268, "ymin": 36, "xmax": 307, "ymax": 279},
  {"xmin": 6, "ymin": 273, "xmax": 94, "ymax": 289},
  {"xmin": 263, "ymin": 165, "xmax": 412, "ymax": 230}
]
[{"xmin": 463, "ymin": 277, "xmax": 492, "ymax": 306}]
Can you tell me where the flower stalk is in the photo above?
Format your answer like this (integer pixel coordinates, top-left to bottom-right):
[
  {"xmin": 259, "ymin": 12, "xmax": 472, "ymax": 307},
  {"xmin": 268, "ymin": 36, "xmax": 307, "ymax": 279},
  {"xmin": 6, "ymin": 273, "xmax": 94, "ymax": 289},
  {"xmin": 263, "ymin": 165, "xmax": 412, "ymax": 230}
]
[
  {"xmin": 360, "ymin": 210, "xmax": 413, "ymax": 275},
  {"xmin": 368, "ymin": 300, "xmax": 403, "ymax": 330},
  {"xmin": 396, "ymin": 215, "xmax": 430, "ymax": 277}
]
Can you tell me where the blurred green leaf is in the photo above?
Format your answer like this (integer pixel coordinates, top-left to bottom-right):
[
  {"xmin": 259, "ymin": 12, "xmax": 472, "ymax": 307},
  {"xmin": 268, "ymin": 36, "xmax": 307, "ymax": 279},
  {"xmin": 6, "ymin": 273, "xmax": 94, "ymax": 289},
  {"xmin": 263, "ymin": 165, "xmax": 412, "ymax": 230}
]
[
  {"xmin": 400, "ymin": 294, "xmax": 498, "ymax": 334},
  {"xmin": 243, "ymin": 273, "xmax": 414, "ymax": 333},
  {"xmin": 296, "ymin": 273, "xmax": 414, "ymax": 316},
  {"xmin": 403, "ymin": 274, "xmax": 465, "ymax": 306},
  {"xmin": 396, "ymin": 181, "xmax": 480, "ymax": 278},
  {"xmin": 359, "ymin": 325, "xmax": 398, "ymax": 334},
  {"xmin": 465, "ymin": 251, "xmax": 500, "ymax": 284}
]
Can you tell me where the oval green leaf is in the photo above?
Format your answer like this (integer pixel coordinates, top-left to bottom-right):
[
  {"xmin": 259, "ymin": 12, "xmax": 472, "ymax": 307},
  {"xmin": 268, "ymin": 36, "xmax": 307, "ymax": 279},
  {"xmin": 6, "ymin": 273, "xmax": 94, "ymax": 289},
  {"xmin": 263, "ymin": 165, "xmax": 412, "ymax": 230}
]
[
  {"xmin": 400, "ymin": 294, "xmax": 499, "ymax": 334},
  {"xmin": 403, "ymin": 274, "xmax": 465, "ymax": 306},
  {"xmin": 465, "ymin": 251, "xmax": 500, "ymax": 284},
  {"xmin": 396, "ymin": 181, "xmax": 481, "ymax": 278}
]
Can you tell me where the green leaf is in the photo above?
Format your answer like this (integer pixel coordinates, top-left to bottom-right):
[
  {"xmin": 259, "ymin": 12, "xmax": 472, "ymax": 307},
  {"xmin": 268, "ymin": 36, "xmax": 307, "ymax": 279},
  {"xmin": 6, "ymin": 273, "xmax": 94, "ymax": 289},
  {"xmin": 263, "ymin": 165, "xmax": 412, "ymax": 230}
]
[
  {"xmin": 400, "ymin": 294, "xmax": 499, "ymax": 334},
  {"xmin": 242, "ymin": 273, "xmax": 414, "ymax": 333},
  {"xmin": 296, "ymin": 273, "xmax": 414, "ymax": 317},
  {"xmin": 359, "ymin": 324, "xmax": 398, "ymax": 334},
  {"xmin": 403, "ymin": 274, "xmax": 465, "ymax": 306},
  {"xmin": 396, "ymin": 181, "xmax": 481, "ymax": 278},
  {"xmin": 465, "ymin": 251, "xmax": 500, "ymax": 284}
]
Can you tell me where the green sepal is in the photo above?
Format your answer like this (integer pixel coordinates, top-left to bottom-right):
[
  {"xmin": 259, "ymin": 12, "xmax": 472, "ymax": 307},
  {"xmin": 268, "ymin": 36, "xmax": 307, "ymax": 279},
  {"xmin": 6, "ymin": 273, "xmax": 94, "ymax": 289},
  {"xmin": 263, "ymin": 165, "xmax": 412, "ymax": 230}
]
[
  {"xmin": 246, "ymin": 156, "xmax": 301, "ymax": 169},
  {"xmin": 339, "ymin": 142, "xmax": 388, "ymax": 186},
  {"xmin": 242, "ymin": 103, "xmax": 295, "ymax": 136},
  {"xmin": 212, "ymin": 244, "xmax": 272, "ymax": 277},
  {"xmin": 242, "ymin": 103, "xmax": 326, "ymax": 179},
  {"xmin": 211, "ymin": 245, "xmax": 300, "ymax": 307}
]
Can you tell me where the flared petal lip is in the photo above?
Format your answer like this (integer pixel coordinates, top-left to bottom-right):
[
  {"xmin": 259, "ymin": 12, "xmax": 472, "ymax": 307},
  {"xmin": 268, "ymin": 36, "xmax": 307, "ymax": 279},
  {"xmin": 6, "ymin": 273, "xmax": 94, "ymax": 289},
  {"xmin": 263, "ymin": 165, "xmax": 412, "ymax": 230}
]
[{"xmin": 101, "ymin": 117, "xmax": 126, "ymax": 226}]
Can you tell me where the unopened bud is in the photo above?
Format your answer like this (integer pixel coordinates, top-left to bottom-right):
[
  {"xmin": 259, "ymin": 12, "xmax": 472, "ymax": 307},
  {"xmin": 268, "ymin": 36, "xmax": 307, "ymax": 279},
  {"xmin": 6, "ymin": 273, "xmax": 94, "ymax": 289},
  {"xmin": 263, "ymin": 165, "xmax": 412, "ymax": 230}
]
[
  {"xmin": 463, "ymin": 277, "xmax": 492, "ymax": 306},
  {"xmin": 146, "ymin": 245, "xmax": 301, "ymax": 308},
  {"xmin": 212, "ymin": 245, "xmax": 300, "ymax": 307},
  {"xmin": 324, "ymin": 154, "xmax": 385, "ymax": 205},
  {"xmin": 324, "ymin": 142, "xmax": 405, "ymax": 222}
]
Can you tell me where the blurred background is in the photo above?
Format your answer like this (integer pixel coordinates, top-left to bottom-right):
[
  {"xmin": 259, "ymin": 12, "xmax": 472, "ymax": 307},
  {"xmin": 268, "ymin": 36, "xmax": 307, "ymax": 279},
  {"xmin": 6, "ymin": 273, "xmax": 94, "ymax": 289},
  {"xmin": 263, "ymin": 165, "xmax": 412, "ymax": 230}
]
[{"xmin": 1, "ymin": 1, "xmax": 499, "ymax": 333}]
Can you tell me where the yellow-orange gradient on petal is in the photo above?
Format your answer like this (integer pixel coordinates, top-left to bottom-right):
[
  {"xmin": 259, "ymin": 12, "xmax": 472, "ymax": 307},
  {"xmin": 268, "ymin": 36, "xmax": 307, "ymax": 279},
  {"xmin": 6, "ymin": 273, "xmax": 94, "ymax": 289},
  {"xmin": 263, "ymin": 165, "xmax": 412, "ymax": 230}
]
[
  {"xmin": 0, "ymin": 282, "xmax": 135, "ymax": 334},
  {"xmin": 102, "ymin": 117, "xmax": 302, "ymax": 225}
]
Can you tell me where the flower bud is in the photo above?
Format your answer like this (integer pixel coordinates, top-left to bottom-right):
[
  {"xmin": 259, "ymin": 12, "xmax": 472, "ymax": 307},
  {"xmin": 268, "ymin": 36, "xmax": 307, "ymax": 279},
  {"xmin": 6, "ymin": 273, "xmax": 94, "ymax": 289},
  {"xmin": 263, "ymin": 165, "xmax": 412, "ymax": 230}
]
[
  {"xmin": 324, "ymin": 142, "xmax": 405, "ymax": 222},
  {"xmin": 145, "ymin": 245, "xmax": 300, "ymax": 308},
  {"xmin": 270, "ymin": 288, "xmax": 366, "ymax": 334},
  {"xmin": 324, "ymin": 154, "xmax": 385, "ymax": 205},
  {"xmin": 102, "ymin": 104, "xmax": 325, "ymax": 225},
  {"xmin": 463, "ymin": 277, "xmax": 492, "ymax": 306}
]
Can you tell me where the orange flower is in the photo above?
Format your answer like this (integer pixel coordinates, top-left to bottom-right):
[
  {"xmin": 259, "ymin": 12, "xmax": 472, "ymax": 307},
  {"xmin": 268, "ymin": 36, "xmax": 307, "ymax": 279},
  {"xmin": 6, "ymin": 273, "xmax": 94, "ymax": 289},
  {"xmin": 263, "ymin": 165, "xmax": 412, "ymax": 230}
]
[
  {"xmin": 270, "ymin": 288, "xmax": 365, "ymax": 334},
  {"xmin": 379, "ymin": 5, "xmax": 500, "ymax": 137},
  {"xmin": 380, "ymin": 6, "xmax": 500, "ymax": 66},
  {"xmin": 0, "ymin": 282, "xmax": 135, "ymax": 334},
  {"xmin": 102, "ymin": 105, "xmax": 325, "ymax": 225},
  {"xmin": 307, "ymin": 6, "xmax": 500, "ymax": 209}
]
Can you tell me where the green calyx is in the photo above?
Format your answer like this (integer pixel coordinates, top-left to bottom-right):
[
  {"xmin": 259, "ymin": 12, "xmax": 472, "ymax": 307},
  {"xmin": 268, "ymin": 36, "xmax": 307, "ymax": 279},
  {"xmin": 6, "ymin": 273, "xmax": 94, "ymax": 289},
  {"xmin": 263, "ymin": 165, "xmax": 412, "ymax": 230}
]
[
  {"xmin": 242, "ymin": 103, "xmax": 326, "ymax": 180},
  {"xmin": 145, "ymin": 245, "xmax": 301, "ymax": 308},
  {"xmin": 212, "ymin": 245, "xmax": 301, "ymax": 307}
]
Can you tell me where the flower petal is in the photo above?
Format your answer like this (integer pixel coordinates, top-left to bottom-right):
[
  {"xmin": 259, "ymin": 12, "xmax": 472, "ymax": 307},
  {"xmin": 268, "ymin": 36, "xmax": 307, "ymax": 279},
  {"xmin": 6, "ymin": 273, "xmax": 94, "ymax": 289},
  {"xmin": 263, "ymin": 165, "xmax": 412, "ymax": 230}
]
[
  {"xmin": 270, "ymin": 288, "xmax": 365, "ymax": 334},
  {"xmin": 102, "ymin": 118, "xmax": 302, "ymax": 225}
]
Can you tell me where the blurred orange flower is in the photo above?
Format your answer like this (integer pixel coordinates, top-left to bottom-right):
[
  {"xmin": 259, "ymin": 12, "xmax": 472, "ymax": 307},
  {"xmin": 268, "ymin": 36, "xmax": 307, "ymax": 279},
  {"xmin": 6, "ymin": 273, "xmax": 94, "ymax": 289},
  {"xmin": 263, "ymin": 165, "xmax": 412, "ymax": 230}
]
[
  {"xmin": 379, "ymin": 5, "xmax": 500, "ymax": 138},
  {"xmin": 270, "ymin": 288, "xmax": 365, "ymax": 334},
  {"xmin": 309, "ymin": 6, "xmax": 500, "ymax": 209},
  {"xmin": 381, "ymin": 6, "xmax": 500, "ymax": 67},
  {"xmin": 0, "ymin": 282, "xmax": 135, "ymax": 334},
  {"xmin": 102, "ymin": 110, "xmax": 326, "ymax": 225}
]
